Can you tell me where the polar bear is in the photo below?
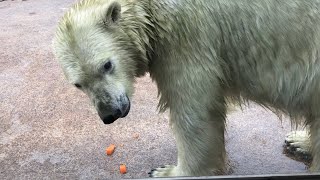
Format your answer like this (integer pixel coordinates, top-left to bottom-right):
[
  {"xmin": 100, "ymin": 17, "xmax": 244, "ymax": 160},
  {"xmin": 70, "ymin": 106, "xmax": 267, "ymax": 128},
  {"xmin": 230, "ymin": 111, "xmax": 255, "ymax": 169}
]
[{"xmin": 53, "ymin": 0, "xmax": 320, "ymax": 177}]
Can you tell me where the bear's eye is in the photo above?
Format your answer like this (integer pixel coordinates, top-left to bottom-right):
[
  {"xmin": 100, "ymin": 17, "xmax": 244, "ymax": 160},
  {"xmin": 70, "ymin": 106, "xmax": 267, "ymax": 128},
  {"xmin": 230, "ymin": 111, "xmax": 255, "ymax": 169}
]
[
  {"xmin": 104, "ymin": 61, "xmax": 113, "ymax": 72},
  {"xmin": 74, "ymin": 83, "xmax": 82, "ymax": 88}
]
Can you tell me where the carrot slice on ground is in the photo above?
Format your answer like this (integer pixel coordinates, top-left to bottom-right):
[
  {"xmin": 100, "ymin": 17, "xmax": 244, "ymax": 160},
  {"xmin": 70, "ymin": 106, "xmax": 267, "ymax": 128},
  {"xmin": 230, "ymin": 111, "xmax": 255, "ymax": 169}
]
[
  {"xmin": 106, "ymin": 144, "xmax": 115, "ymax": 155},
  {"xmin": 120, "ymin": 164, "xmax": 127, "ymax": 174}
]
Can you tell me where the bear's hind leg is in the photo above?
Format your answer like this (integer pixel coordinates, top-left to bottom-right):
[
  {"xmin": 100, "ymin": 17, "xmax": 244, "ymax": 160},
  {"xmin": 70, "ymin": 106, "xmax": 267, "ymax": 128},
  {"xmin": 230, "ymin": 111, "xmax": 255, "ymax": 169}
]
[
  {"xmin": 285, "ymin": 130, "xmax": 311, "ymax": 160},
  {"xmin": 310, "ymin": 118, "xmax": 320, "ymax": 172},
  {"xmin": 150, "ymin": 102, "xmax": 227, "ymax": 177}
]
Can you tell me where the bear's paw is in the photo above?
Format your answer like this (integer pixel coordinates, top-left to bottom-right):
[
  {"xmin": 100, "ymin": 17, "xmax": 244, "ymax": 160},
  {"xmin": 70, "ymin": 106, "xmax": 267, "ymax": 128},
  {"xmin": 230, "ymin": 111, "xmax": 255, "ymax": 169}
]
[
  {"xmin": 285, "ymin": 130, "xmax": 311, "ymax": 161},
  {"xmin": 148, "ymin": 165, "xmax": 177, "ymax": 177}
]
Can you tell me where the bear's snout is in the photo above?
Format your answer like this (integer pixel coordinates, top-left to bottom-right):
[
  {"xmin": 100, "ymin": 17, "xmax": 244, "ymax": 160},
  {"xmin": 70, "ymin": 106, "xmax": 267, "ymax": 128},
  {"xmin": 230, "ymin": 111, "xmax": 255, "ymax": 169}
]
[
  {"xmin": 97, "ymin": 96, "xmax": 131, "ymax": 124},
  {"xmin": 102, "ymin": 110, "xmax": 121, "ymax": 124}
]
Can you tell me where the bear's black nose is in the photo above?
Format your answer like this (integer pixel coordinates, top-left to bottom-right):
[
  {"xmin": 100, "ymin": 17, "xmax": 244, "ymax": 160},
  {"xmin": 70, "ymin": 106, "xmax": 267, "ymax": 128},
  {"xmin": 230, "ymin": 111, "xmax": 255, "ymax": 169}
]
[
  {"xmin": 114, "ymin": 109, "xmax": 122, "ymax": 119},
  {"xmin": 102, "ymin": 109, "xmax": 122, "ymax": 124}
]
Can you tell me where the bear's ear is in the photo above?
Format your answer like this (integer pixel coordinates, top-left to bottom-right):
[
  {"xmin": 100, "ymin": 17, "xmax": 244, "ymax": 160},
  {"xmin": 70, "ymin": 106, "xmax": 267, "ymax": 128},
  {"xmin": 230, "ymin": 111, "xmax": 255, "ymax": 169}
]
[{"xmin": 104, "ymin": 1, "xmax": 121, "ymax": 25}]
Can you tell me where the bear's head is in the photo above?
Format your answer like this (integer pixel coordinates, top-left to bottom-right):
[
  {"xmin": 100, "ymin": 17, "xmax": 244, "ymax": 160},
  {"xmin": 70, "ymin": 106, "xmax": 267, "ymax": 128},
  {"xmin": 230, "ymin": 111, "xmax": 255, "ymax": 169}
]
[{"xmin": 53, "ymin": 0, "xmax": 152, "ymax": 124}]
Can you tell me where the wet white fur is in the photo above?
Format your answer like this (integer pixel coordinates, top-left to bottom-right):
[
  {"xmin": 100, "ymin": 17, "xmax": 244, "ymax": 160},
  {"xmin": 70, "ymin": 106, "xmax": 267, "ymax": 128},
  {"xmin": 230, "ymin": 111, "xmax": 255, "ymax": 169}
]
[{"xmin": 53, "ymin": 0, "xmax": 320, "ymax": 177}]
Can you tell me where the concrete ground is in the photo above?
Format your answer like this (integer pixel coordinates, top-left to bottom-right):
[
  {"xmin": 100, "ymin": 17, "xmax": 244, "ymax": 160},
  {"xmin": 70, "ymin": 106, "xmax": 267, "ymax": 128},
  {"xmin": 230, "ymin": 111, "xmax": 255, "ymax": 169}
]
[{"xmin": 0, "ymin": 0, "xmax": 308, "ymax": 179}]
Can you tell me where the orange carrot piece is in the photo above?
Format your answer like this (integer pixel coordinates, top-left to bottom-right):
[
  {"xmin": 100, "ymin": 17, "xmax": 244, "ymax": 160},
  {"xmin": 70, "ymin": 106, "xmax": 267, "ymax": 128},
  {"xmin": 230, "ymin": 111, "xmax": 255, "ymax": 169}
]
[
  {"xmin": 106, "ymin": 144, "xmax": 115, "ymax": 155},
  {"xmin": 120, "ymin": 164, "xmax": 127, "ymax": 174}
]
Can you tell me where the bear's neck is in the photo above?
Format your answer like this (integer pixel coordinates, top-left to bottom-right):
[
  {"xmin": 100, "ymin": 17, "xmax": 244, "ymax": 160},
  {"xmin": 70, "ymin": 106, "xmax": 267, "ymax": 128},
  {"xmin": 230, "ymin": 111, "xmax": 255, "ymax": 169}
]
[{"xmin": 119, "ymin": 0, "xmax": 157, "ymax": 77}]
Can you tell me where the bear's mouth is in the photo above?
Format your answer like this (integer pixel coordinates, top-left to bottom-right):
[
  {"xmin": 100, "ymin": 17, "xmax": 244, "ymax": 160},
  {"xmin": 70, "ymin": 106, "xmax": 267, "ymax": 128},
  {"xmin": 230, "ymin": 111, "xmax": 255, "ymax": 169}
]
[
  {"xmin": 121, "ymin": 99, "xmax": 130, "ymax": 118},
  {"xmin": 102, "ymin": 115, "xmax": 118, "ymax": 124}
]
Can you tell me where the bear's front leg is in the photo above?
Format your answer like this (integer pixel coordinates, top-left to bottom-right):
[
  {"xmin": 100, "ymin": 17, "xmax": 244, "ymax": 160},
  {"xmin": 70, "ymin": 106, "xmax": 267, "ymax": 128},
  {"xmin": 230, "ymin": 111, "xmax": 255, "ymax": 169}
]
[{"xmin": 150, "ymin": 102, "xmax": 227, "ymax": 177}]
